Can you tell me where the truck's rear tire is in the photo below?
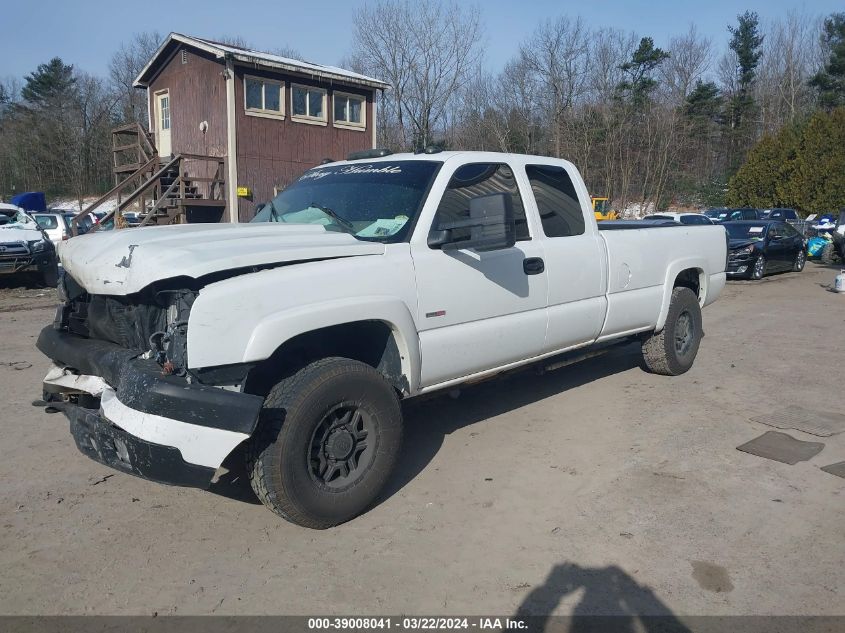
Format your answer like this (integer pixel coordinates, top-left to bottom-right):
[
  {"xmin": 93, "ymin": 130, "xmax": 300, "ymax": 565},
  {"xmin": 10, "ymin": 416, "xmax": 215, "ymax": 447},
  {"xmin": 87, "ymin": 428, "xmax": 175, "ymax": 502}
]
[
  {"xmin": 642, "ymin": 287, "xmax": 702, "ymax": 376},
  {"xmin": 246, "ymin": 357, "xmax": 403, "ymax": 529}
]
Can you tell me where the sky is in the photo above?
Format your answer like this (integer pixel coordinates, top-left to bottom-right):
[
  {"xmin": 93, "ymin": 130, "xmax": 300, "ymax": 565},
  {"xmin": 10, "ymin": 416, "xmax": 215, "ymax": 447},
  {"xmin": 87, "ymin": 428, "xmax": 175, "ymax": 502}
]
[{"xmin": 0, "ymin": 0, "xmax": 840, "ymax": 82}]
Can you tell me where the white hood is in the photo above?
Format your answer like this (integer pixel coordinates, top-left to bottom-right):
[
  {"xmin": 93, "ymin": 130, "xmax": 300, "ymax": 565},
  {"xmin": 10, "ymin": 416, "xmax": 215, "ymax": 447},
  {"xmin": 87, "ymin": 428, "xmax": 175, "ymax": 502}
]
[{"xmin": 59, "ymin": 223, "xmax": 386, "ymax": 295}]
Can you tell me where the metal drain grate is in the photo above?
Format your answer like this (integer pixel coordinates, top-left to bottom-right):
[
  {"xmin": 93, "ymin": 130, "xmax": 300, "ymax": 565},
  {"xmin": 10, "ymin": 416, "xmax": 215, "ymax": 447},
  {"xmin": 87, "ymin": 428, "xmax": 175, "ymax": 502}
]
[{"xmin": 750, "ymin": 405, "xmax": 845, "ymax": 437}]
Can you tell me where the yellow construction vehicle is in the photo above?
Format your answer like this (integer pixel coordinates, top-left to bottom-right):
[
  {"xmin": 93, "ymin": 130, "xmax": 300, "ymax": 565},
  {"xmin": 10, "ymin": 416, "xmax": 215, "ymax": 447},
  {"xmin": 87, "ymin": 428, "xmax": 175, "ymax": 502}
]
[{"xmin": 592, "ymin": 196, "xmax": 618, "ymax": 221}]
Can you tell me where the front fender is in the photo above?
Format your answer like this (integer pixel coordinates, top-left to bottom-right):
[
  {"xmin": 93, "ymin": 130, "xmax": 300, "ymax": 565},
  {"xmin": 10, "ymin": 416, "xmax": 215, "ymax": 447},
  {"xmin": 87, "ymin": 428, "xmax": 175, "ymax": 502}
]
[{"xmin": 241, "ymin": 297, "xmax": 421, "ymax": 393}]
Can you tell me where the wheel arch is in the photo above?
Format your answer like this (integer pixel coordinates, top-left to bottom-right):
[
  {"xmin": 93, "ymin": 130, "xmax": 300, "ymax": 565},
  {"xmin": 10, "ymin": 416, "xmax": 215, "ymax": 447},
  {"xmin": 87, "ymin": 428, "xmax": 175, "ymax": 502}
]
[
  {"xmin": 655, "ymin": 263, "xmax": 706, "ymax": 331},
  {"xmin": 241, "ymin": 298, "xmax": 420, "ymax": 397}
]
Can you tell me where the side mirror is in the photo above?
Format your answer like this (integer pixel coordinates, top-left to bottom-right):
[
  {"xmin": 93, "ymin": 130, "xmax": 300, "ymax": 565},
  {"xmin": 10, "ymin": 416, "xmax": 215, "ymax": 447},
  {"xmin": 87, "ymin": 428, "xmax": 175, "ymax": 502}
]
[
  {"xmin": 431, "ymin": 192, "xmax": 516, "ymax": 252},
  {"xmin": 254, "ymin": 202, "xmax": 267, "ymax": 214}
]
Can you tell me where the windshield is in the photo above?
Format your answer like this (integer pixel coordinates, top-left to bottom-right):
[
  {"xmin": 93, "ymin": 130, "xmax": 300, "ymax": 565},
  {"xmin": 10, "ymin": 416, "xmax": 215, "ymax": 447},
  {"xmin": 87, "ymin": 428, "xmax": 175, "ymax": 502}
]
[
  {"xmin": 0, "ymin": 207, "xmax": 36, "ymax": 227},
  {"xmin": 704, "ymin": 209, "xmax": 725, "ymax": 218},
  {"xmin": 251, "ymin": 161, "xmax": 441, "ymax": 242},
  {"xmin": 725, "ymin": 223, "xmax": 768, "ymax": 240}
]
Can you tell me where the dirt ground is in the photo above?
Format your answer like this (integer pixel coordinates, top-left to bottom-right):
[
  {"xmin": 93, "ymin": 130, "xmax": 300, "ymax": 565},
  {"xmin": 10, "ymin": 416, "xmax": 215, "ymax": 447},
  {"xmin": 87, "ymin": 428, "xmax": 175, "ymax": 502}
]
[{"xmin": 0, "ymin": 264, "xmax": 842, "ymax": 618}]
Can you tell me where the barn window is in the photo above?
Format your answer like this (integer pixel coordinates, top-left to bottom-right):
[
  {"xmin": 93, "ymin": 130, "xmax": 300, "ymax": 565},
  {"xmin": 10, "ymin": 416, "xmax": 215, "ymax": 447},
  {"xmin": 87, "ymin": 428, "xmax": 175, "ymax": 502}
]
[
  {"xmin": 333, "ymin": 92, "xmax": 366, "ymax": 129},
  {"xmin": 291, "ymin": 84, "xmax": 327, "ymax": 124},
  {"xmin": 244, "ymin": 76, "xmax": 284, "ymax": 118}
]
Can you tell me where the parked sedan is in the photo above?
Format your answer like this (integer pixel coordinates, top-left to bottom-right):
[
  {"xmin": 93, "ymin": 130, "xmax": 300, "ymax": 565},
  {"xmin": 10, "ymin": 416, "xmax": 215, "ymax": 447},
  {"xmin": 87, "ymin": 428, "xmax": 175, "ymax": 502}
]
[
  {"xmin": 642, "ymin": 213, "xmax": 714, "ymax": 225},
  {"xmin": 760, "ymin": 208, "xmax": 800, "ymax": 221},
  {"xmin": 708, "ymin": 208, "xmax": 762, "ymax": 223},
  {"xmin": 725, "ymin": 220, "xmax": 807, "ymax": 280}
]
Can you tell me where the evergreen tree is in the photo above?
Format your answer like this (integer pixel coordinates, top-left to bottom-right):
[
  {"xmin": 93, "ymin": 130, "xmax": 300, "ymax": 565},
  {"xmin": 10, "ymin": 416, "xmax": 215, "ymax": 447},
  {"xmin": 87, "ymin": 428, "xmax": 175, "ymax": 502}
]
[
  {"xmin": 726, "ymin": 11, "xmax": 764, "ymax": 129},
  {"xmin": 616, "ymin": 37, "xmax": 670, "ymax": 107},
  {"xmin": 796, "ymin": 108, "xmax": 845, "ymax": 211},
  {"xmin": 809, "ymin": 13, "xmax": 845, "ymax": 110},
  {"xmin": 728, "ymin": 108, "xmax": 845, "ymax": 213},
  {"xmin": 726, "ymin": 126, "xmax": 798, "ymax": 208},
  {"xmin": 684, "ymin": 81, "xmax": 722, "ymax": 120},
  {"xmin": 21, "ymin": 58, "xmax": 77, "ymax": 106}
]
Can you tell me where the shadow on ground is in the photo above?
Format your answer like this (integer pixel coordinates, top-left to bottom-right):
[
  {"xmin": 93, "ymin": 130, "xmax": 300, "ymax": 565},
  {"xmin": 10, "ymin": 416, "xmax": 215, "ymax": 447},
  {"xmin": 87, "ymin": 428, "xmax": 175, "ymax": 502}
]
[
  {"xmin": 515, "ymin": 562, "xmax": 691, "ymax": 633},
  {"xmin": 206, "ymin": 345, "xmax": 643, "ymax": 508},
  {"xmin": 0, "ymin": 273, "xmax": 52, "ymax": 291}
]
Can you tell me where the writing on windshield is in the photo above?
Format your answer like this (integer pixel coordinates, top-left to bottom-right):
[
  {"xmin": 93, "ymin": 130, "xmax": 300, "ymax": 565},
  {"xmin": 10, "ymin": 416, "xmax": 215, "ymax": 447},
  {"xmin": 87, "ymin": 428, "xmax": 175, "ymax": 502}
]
[{"xmin": 252, "ymin": 161, "xmax": 440, "ymax": 242}]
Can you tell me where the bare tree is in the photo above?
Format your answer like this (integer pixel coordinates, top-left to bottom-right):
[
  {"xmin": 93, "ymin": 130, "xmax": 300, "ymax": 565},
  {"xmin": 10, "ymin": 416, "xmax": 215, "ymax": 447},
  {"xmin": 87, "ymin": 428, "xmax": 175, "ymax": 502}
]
[
  {"xmin": 660, "ymin": 25, "xmax": 712, "ymax": 104},
  {"xmin": 109, "ymin": 31, "xmax": 162, "ymax": 126},
  {"xmin": 520, "ymin": 16, "xmax": 590, "ymax": 157},
  {"xmin": 755, "ymin": 11, "xmax": 821, "ymax": 130},
  {"xmin": 351, "ymin": 0, "xmax": 483, "ymax": 150}
]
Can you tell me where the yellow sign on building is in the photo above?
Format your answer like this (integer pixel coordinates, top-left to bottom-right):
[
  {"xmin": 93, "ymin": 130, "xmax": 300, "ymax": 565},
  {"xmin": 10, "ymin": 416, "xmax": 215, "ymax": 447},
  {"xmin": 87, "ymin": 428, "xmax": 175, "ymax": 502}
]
[{"xmin": 236, "ymin": 186, "xmax": 251, "ymax": 197}]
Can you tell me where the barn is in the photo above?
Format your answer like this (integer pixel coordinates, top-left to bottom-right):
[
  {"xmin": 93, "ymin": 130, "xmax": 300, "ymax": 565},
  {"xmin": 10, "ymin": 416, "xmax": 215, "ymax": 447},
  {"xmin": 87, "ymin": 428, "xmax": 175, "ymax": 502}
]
[{"xmin": 81, "ymin": 33, "xmax": 388, "ymax": 228}]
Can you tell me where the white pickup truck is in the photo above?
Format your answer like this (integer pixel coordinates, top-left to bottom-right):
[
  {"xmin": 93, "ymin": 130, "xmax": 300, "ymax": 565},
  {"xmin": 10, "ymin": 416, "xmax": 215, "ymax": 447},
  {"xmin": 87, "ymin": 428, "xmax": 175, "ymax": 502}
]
[{"xmin": 37, "ymin": 151, "xmax": 727, "ymax": 528}]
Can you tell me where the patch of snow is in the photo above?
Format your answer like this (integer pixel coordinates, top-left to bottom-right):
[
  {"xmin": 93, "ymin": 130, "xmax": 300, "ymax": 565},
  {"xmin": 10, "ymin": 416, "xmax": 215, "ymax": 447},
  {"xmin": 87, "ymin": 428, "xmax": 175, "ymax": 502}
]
[{"xmin": 49, "ymin": 197, "xmax": 119, "ymax": 214}]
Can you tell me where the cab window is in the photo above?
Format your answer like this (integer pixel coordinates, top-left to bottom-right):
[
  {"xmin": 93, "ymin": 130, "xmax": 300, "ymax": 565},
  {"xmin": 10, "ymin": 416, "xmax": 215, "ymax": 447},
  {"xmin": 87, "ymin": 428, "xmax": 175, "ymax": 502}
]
[
  {"xmin": 432, "ymin": 163, "xmax": 529, "ymax": 245},
  {"xmin": 525, "ymin": 165, "xmax": 585, "ymax": 237}
]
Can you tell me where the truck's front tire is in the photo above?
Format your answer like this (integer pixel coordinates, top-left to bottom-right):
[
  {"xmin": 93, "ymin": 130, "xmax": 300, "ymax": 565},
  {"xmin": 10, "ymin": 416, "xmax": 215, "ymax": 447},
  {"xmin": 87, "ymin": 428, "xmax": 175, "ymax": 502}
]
[
  {"xmin": 247, "ymin": 357, "xmax": 403, "ymax": 528},
  {"xmin": 641, "ymin": 287, "xmax": 702, "ymax": 376}
]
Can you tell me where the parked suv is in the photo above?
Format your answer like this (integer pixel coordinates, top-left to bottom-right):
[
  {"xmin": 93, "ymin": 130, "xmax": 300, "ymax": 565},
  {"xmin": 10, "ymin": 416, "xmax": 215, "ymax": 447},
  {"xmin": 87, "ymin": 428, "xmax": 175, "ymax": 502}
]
[
  {"xmin": 0, "ymin": 203, "xmax": 58, "ymax": 286},
  {"xmin": 32, "ymin": 213, "xmax": 72, "ymax": 245}
]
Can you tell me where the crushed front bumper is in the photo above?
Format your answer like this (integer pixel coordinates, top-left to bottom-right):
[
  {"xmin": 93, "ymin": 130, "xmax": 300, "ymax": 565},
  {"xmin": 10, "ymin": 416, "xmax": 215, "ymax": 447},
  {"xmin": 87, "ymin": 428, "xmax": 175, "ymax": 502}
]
[
  {"xmin": 66, "ymin": 399, "xmax": 217, "ymax": 488},
  {"xmin": 37, "ymin": 326, "xmax": 264, "ymax": 488},
  {"xmin": 726, "ymin": 253, "xmax": 754, "ymax": 276}
]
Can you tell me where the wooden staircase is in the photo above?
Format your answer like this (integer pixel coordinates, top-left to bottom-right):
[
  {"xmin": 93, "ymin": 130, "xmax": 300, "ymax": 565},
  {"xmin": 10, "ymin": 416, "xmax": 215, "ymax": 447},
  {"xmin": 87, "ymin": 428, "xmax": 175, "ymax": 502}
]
[{"xmin": 71, "ymin": 123, "xmax": 227, "ymax": 235}]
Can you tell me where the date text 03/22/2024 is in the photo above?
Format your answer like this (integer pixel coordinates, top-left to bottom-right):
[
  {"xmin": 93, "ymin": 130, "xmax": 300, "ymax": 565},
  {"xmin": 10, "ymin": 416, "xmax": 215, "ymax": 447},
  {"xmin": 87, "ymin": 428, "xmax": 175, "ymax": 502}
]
[{"xmin": 307, "ymin": 618, "xmax": 528, "ymax": 630}]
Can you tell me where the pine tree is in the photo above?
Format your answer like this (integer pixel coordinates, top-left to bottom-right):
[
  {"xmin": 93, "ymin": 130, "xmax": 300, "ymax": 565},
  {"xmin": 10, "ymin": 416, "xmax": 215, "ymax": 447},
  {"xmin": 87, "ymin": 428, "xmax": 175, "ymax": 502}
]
[
  {"xmin": 726, "ymin": 11, "xmax": 763, "ymax": 129},
  {"xmin": 616, "ymin": 37, "xmax": 670, "ymax": 107},
  {"xmin": 21, "ymin": 58, "xmax": 77, "ymax": 106},
  {"xmin": 809, "ymin": 13, "xmax": 845, "ymax": 110},
  {"xmin": 684, "ymin": 81, "xmax": 722, "ymax": 120}
]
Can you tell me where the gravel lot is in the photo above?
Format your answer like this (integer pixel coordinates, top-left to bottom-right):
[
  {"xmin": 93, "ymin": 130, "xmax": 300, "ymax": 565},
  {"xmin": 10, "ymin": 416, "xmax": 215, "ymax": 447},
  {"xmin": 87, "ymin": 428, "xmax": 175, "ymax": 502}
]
[{"xmin": 0, "ymin": 264, "xmax": 842, "ymax": 617}]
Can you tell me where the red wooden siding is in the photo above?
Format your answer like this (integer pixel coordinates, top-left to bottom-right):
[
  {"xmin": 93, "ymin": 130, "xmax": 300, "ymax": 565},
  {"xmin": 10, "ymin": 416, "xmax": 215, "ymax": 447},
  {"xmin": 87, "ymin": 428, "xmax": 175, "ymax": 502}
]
[
  {"xmin": 233, "ymin": 67, "xmax": 375, "ymax": 221},
  {"xmin": 148, "ymin": 47, "xmax": 228, "ymax": 158},
  {"xmin": 145, "ymin": 46, "xmax": 378, "ymax": 222}
]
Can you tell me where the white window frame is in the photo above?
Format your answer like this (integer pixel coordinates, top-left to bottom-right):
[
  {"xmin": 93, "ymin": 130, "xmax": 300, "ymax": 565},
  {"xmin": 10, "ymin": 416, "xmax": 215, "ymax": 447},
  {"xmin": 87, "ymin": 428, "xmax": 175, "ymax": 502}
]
[
  {"xmin": 291, "ymin": 83, "xmax": 328, "ymax": 126},
  {"xmin": 243, "ymin": 75, "xmax": 285, "ymax": 120},
  {"xmin": 333, "ymin": 91, "xmax": 367, "ymax": 131},
  {"xmin": 157, "ymin": 91, "xmax": 171, "ymax": 130}
]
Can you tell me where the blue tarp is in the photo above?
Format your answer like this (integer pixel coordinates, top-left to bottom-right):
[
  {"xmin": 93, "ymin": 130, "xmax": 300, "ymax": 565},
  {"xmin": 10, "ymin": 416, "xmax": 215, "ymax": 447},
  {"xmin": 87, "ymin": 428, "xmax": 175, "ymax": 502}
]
[{"xmin": 10, "ymin": 191, "xmax": 47, "ymax": 212}]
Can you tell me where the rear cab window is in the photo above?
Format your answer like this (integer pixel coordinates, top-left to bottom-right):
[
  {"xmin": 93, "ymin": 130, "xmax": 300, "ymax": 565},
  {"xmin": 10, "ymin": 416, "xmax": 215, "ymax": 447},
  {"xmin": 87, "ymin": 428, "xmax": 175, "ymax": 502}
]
[{"xmin": 524, "ymin": 164, "xmax": 585, "ymax": 238}]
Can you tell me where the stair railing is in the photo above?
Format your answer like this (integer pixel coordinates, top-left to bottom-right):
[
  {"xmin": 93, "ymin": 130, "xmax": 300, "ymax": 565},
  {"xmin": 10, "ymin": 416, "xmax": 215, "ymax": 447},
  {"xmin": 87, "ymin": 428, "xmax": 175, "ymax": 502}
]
[
  {"xmin": 136, "ymin": 176, "xmax": 183, "ymax": 228},
  {"xmin": 90, "ymin": 154, "xmax": 183, "ymax": 233},
  {"xmin": 72, "ymin": 156, "xmax": 158, "ymax": 236}
]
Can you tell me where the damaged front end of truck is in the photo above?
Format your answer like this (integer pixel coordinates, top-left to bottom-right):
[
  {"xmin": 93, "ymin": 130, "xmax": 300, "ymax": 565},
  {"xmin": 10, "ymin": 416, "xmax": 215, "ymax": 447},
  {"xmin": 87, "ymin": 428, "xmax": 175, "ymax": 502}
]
[{"xmin": 37, "ymin": 270, "xmax": 264, "ymax": 487}]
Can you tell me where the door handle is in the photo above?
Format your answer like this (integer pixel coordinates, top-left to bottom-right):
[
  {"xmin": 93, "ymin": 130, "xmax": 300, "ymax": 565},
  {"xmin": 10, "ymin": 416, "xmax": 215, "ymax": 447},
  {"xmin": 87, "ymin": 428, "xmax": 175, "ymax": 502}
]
[{"xmin": 523, "ymin": 257, "xmax": 545, "ymax": 275}]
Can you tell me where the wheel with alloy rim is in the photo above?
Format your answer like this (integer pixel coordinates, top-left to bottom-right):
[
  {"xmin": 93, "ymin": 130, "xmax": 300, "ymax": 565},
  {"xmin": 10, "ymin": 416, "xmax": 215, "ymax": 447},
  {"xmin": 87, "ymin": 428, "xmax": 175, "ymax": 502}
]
[
  {"xmin": 642, "ymin": 286, "xmax": 703, "ymax": 376},
  {"xmin": 793, "ymin": 249, "xmax": 806, "ymax": 272},
  {"xmin": 247, "ymin": 357, "xmax": 403, "ymax": 528},
  {"xmin": 751, "ymin": 255, "xmax": 766, "ymax": 280},
  {"xmin": 308, "ymin": 403, "xmax": 375, "ymax": 489}
]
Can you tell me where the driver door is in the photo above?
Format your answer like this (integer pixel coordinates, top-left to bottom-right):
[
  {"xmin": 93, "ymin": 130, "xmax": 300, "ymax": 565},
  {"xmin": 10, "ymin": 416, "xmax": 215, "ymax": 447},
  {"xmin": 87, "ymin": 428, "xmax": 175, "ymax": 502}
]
[{"xmin": 411, "ymin": 162, "xmax": 548, "ymax": 388}]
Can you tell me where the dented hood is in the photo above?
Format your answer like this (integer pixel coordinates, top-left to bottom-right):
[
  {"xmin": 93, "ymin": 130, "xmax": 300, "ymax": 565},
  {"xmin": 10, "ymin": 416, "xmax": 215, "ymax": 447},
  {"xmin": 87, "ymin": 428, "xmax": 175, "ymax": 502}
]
[
  {"xmin": 59, "ymin": 223, "xmax": 386, "ymax": 295},
  {"xmin": 1, "ymin": 224, "xmax": 44, "ymax": 243}
]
